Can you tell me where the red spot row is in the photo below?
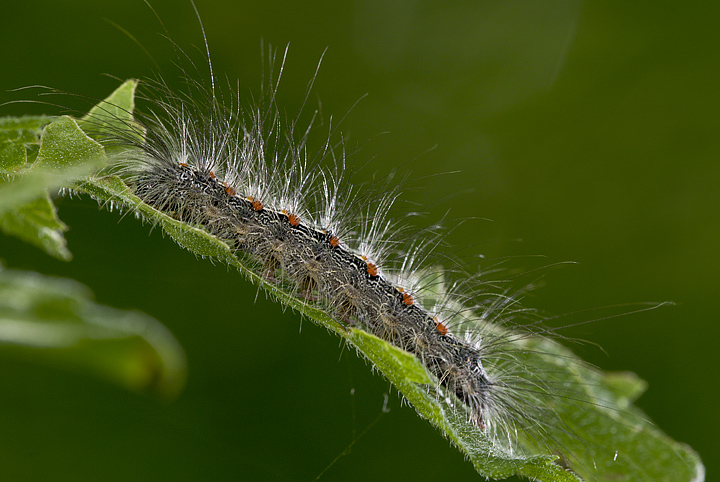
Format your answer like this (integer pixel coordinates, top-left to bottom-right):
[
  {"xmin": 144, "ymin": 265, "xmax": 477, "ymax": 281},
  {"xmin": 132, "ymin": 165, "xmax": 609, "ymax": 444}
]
[{"xmin": 176, "ymin": 161, "xmax": 443, "ymax": 332}]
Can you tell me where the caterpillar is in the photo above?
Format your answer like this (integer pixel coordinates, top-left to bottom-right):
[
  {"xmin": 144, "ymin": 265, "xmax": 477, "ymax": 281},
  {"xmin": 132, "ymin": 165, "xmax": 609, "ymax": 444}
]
[
  {"xmin": 2, "ymin": 3, "xmax": 704, "ymax": 481},
  {"xmin": 90, "ymin": 47, "xmax": 642, "ymax": 482}
]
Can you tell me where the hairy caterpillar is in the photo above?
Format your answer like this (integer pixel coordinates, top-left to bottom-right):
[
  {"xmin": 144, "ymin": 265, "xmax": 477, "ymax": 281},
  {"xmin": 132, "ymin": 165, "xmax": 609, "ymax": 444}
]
[{"xmin": 0, "ymin": 3, "xmax": 705, "ymax": 482}]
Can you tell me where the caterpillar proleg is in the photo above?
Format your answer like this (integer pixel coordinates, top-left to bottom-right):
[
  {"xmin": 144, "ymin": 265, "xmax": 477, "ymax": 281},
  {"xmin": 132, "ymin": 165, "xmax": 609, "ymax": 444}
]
[{"xmin": 0, "ymin": 3, "xmax": 706, "ymax": 482}]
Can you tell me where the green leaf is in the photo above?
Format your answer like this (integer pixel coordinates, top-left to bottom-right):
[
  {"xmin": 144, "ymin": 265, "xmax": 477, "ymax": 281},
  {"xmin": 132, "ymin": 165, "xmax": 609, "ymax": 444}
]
[
  {"xmin": 78, "ymin": 79, "xmax": 142, "ymax": 144},
  {"xmin": 0, "ymin": 268, "xmax": 187, "ymax": 398},
  {"xmin": 0, "ymin": 114, "xmax": 107, "ymax": 259},
  {"xmin": 0, "ymin": 164, "xmax": 93, "ymax": 261},
  {"xmin": 0, "ymin": 191, "xmax": 71, "ymax": 261},
  {"xmin": 33, "ymin": 115, "xmax": 106, "ymax": 172},
  {"xmin": 0, "ymin": 115, "xmax": 53, "ymax": 170},
  {"xmin": 511, "ymin": 337, "xmax": 703, "ymax": 482}
]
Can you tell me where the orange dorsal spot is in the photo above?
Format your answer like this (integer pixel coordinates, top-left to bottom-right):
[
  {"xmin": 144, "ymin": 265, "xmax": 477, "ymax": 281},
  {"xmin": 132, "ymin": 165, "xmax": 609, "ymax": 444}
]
[
  {"xmin": 252, "ymin": 199, "xmax": 263, "ymax": 211},
  {"xmin": 179, "ymin": 162, "xmax": 188, "ymax": 167},
  {"xmin": 402, "ymin": 292, "xmax": 413, "ymax": 306},
  {"xmin": 435, "ymin": 321, "xmax": 449, "ymax": 336},
  {"xmin": 329, "ymin": 236, "xmax": 340, "ymax": 247},
  {"xmin": 366, "ymin": 262, "xmax": 378, "ymax": 277},
  {"xmin": 225, "ymin": 185, "xmax": 237, "ymax": 196},
  {"xmin": 209, "ymin": 171, "xmax": 216, "ymax": 179},
  {"xmin": 288, "ymin": 213, "xmax": 300, "ymax": 226},
  {"xmin": 361, "ymin": 255, "xmax": 368, "ymax": 261}
]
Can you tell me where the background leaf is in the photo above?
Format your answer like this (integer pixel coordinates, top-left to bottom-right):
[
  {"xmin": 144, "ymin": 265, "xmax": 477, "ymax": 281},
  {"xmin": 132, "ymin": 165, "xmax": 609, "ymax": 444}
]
[
  {"xmin": 0, "ymin": 267, "xmax": 186, "ymax": 398},
  {"xmin": 0, "ymin": 192, "xmax": 71, "ymax": 261}
]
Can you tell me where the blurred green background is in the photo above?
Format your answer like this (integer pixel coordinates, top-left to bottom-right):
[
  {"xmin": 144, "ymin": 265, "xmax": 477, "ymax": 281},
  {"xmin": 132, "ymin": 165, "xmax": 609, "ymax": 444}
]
[{"xmin": 1, "ymin": 1, "xmax": 716, "ymax": 480}]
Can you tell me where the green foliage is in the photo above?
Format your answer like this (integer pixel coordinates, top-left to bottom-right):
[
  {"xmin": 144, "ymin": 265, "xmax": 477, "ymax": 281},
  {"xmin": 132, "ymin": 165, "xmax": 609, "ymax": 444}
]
[
  {"xmin": 0, "ymin": 89, "xmax": 185, "ymax": 398},
  {"xmin": 0, "ymin": 192, "xmax": 70, "ymax": 261},
  {"xmin": 0, "ymin": 267, "xmax": 186, "ymax": 398},
  {"xmin": 0, "ymin": 114, "xmax": 103, "ymax": 260},
  {"xmin": 0, "ymin": 82, "xmax": 704, "ymax": 481}
]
